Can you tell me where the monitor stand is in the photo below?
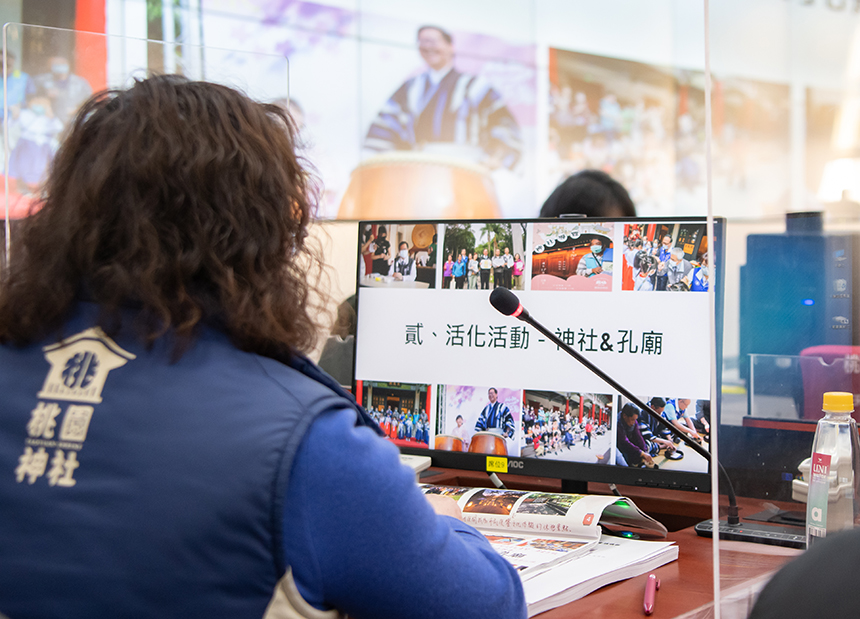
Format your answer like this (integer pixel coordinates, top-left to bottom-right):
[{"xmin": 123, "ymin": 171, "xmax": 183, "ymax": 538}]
[{"xmin": 561, "ymin": 479, "xmax": 589, "ymax": 495}]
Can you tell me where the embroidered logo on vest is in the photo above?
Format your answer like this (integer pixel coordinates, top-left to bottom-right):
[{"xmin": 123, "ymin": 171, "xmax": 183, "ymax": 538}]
[
  {"xmin": 15, "ymin": 328, "xmax": 136, "ymax": 487},
  {"xmin": 38, "ymin": 327, "xmax": 136, "ymax": 404}
]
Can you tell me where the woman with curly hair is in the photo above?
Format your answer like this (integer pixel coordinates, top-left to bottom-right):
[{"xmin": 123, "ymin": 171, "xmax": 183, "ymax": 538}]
[{"xmin": 0, "ymin": 75, "xmax": 525, "ymax": 619}]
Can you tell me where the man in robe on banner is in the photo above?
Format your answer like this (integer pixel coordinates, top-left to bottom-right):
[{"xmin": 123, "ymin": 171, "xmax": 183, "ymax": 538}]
[
  {"xmin": 364, "ymin": 25, "xmax": 522, "ymax": 171},
  {"xmin": 475, "ymin": 388, "xmax": 515, "ymax": 440}
]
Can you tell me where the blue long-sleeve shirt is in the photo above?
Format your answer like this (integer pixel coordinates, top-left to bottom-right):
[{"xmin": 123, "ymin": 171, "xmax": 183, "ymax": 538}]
[{"xmin": 285, "ymin": 408, "xmax": 527, "ymax": 618}]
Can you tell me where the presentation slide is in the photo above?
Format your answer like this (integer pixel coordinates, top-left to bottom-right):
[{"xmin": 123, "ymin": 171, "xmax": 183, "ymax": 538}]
[{"xmin": 355, "ymin": 219, "xmax": 714, "ymax": 472}]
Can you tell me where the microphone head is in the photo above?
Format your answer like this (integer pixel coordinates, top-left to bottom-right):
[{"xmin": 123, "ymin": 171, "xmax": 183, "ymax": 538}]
[{"xmin": 489, "ymin": 288, "xmax": 525, "ymax": 317}]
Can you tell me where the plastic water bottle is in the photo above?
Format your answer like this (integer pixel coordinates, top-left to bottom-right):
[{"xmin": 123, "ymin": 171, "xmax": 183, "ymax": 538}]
[{"xmin": 806, "ymin": 392, "xmax": 860, "ymax": 548}]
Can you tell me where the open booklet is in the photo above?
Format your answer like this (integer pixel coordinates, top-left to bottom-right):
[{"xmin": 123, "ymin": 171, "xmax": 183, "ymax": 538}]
[
  {"xmin": 524, "ymin": 535, "xmax": 679, "ymax": 617},
  {"xmin": 420, "ymin": 485, "xmax": 667, "ymax": 577}
]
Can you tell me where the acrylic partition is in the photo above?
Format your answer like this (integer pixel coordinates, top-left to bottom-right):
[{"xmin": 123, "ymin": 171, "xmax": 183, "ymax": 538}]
[
  {"xmin": 0, "ymin": 3, "xmax": 781, "ymax": 616},
  {"xmin": 315, "ymin": 1, "xmax": 723, "ymax": 615},
  {"xmin": 711, "ymin": 2, "xmax": 860, "ymax": 618},
  {"xmin": 2, "ymin": 22, "xmax": 289, "ymax": 267},
  {"xmin": 232, "ymin": 0, "xmax": 724, "ymax": 612}
]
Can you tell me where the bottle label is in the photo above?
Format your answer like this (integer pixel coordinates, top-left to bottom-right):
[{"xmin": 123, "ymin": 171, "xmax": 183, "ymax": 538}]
[{"xmin": 807, "ymin": 452, "xmax": 832, "ymax": 539}]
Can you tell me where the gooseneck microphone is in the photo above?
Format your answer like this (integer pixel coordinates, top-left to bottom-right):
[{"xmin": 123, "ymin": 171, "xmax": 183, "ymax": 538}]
[
  {"xmin": 489, "ymin": 287, "xmax": 529, "ymax": 320},
  {"xmin": 489, "ymin": 288, "xmax": 739, "ymax": 525}
]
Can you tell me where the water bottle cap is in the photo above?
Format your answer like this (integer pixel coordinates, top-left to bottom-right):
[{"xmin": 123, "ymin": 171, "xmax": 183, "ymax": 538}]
[{"xmin": 822, "ymin": 392, "xmax": 854, "ymax": 413}]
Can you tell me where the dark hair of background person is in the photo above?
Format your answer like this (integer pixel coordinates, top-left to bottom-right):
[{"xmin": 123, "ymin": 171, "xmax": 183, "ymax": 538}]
[
  {"xmin": 417, "ymin": 25, "xmax": 453, "ymax": 44},
  {"xmin": 329, "ymin": 295, "xmax": 357, "ymax": 340},
  {"xmin": 620, "ymin": 403, "xmax": 639, "ymax": 419},
  {"xmin": 0, "ymin": 74, "xmax": 325, "ymax": 359},
  {"xmin": 539, "ymin": 169, "xmax": 636, "ymax": 218}
]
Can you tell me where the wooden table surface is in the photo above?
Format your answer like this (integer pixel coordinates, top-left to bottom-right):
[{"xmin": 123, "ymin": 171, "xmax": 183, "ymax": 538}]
[
  {"xmin": 535, "ymin": 527, "xmax": 799, "ymax": 618},
  {"xmin": 421, "ymin": 468, "xmax": 804, "ymax": 618}
]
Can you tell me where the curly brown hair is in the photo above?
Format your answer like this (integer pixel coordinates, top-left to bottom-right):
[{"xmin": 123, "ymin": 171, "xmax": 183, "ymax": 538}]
[{"xmin": 0, "ymin": 74, "xmax": 326, "ymax": 358}]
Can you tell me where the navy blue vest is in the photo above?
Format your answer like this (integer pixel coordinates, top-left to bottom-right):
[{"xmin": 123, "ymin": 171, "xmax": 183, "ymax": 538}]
[{"xmin": 0, "ymin": 304, "xmax": 377, "ymax": 618}]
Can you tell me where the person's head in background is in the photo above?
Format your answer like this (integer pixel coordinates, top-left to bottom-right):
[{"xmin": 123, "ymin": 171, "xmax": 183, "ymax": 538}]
[
  {"xmin": 539, "ymin": 169, "xmax": 636, "ymax": 218},
  {"xmin": 26, "ymin": 93, "xmax": 53, "ymax": 116},
  {"xmin": 649, "ymin": 398, "xmax": 666, "ymax": 414},
  {"xmin": 620, "ymin": 403, "xmax": 640, "ymax": 427},
  {"xmin": 48, "ymin": 56, "xmax": 71, "ymax": 79},
  {"xmin": 330, "ymin": 295, "xmax": 357, "ymax": 340}
]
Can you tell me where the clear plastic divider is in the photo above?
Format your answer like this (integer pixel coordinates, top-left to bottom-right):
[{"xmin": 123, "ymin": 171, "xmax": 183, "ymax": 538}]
[
  {"xmin": 3, "ymin": 22, "xmax": 288, "ymax": 267},
  {"xmin": 712, "ymin": 2, "xmax": 860, "ymax": 618}
]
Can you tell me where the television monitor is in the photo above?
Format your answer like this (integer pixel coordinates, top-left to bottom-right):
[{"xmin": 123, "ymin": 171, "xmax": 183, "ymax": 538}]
[{"xmin": 353, "ymin": 217, "xmax": 724, "ymax": 493}]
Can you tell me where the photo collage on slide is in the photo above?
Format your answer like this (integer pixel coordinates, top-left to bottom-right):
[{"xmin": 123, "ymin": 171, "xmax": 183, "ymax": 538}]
[
  {"xmin": 616, "ymin": 396, "xmax": 710, "ymax": 473},
  {"xmin": 531, "ymin": 222, "xmax": 614, "ymax": 292},
  {"xmin": 621, "ymin": 222, "xmax": 710, "ymax": 292},
  {"xmin": 355, "ymin": 220, "xmax": 712, "ymax": 474},
  {"xmin": 357, "ymin": 220, "xmax": 713, "ymax": 294}
]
